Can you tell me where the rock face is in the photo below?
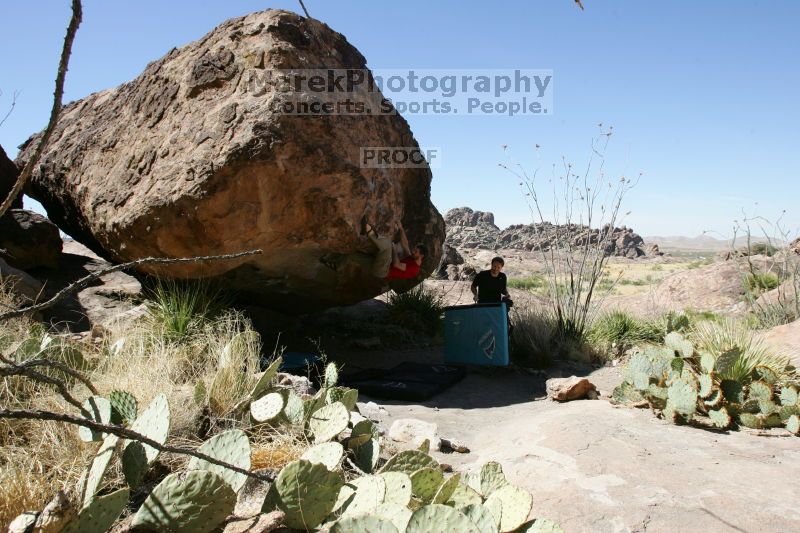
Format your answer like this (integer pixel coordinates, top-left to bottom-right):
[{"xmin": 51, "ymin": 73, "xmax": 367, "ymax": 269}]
[
  {"xmin": 791, "ymin": 238, "xmax": 800, "ymax": 255},
  {"xmin": 445, "ymin": 207, "xmax": 651, "ymax": 258},
  {"xmin": 435, "ymin": 243, "xmax": 476, "ymax": 281},
  {"xmin": 18, "ymin": 10, "xmax": 444, "ymax": 312},
  {"xmin": 0, "ymin": 144, "xmax": 23, "ymax": 209},
  {"xmin": 0, "ymin": 209, "xmax": 63, "ymax": 269}
]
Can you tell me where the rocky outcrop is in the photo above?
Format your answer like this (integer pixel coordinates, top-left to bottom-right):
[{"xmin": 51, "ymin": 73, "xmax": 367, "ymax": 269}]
[
  {"xmin": 0, "ymin": 209, "xmax": 62, "ymax": 269},
  {"xmin": 445, "ymin": 207, "xmax": 651, "ymax": 258},
  {"xmin": 791, "ymin": 238, "xmax": 800, "ymax": 255},
  {"xmin": 18, "ymin": 10, "xmax": 444, "ymax": 313},
  {"xmin": 435, "ymin": 243, "xmax": 476, "ymax": 281},
  {"xmin": 0, "ymin": 144, "xmax": 22, "ymax": 209}
]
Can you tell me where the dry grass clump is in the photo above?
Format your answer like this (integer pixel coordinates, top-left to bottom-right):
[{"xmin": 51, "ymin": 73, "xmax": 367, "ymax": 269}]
[{"xmin": 250, "ymin": 431, "xmax": 309, "ymax": 471}]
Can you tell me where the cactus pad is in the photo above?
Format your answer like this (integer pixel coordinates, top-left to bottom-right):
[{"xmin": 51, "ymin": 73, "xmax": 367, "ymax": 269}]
[
  {"xmin": 410, "ymin": 467, "xmax": 444, "ymax": 503},
  {"xmin": 665, "ymin": 332, "xmax": 693, "ymax": 358},
  {"xmin": 758, "ymin": 399, "xmax": 777, "ymax": 415},
  {"xmin": 121, "ymin": 440, "xmax": 148, "ymax": 490},
  {"xmin": 379, "ymin": 472, "xmax": 413, "ymax": 506},
  {"xmin": 250, "ymin": 356, "xmax": 283, "ymax": 400},
  {"xmin": 330, "ymin": 515, "xmax": 399, "ymax": 533},
  {"xmin": 128, "ymin": 393, "xmax": 170, "ymax": 464},
  {"xmin": 786, "ymin": 415, "xmax": 800, "ymax": 435},
  {"xmin": 187, "ymin": 429, "xmax": 251, "ymax": 492},
  {"xmin": 132, "ymin": 470, "xmax": 236, "ymax": 533},
  {"xmin": 700, "ymin": 352, "xmax": 716, "ymax": 374},
  {"xmin": 353, "ymin": 437, "xmax": 381, "ymax": 473},
  {"xmin": 714, "ymin": 347, "xmax": 741, "ymax": 378},
  {"xmin": 64, "ymin": 488, "xmax": 129, "ymax": 533},
  {"xmin": 250, "ymin": 392, "xmax": 285, "ymax": 423},
  {"xmin": 462, "ymin": 504, "xmax": 500, "ymax": 533},
  {"xmin": 380, "ymin": 449, "xmax": 439, "ymax": 475},
  {"xmin": 406, "ymin": 504, "xmax": 480, "ymax": 533},
  {"xmin": 485, "ymin": 484, "xmax": 533, "ymax": 532},
  {"xmin": 479, "ymin": 462, "xmax": 508, "ymax": 497},
  {"xmin": 611, "ymin": 382, "xmax": 644, "ymax": 405},
  {"xmin": 698, "ymin": 374, "xmax": 714, "ymax": 399},
  {"xmin": 779, "ymin": 385, "xmax": 799, "ymax": 407},
  {"xmin": 348, "ymin": 420, "xmax": 379, "ymax": 448},
  {"xmin": 324, "ymin": 362, "xmax": 340, "ymax": 388},
  {"xmin": 433, "ymin": 473, "xmax": 462, "ymax": 504},
  {"xmin": 78, "ymin": 396, "xmax": 112, "ymax": 442},
  {"xmin": 720, "ymin": 380, "xmax": 744, "ymax": 404},
  {"xmin": 748, "ymin": 380, "xmax": 773, "ymax": 402},
  {"xmin": 340, "ymin": 475, "xmax": 387, "ymax": 516},
  {"xmin": 446, "ymin": 482, "xmax": 483, "ymax": 508},
  {"xmin": 301, "ymin": 441, "xmax": 344, "ymax": 471},
  {"xmin": 282, "ymin": 389, "xmax": 305, "ymax": 426},
  {"xmin": 327, "ymin": 387, "xmax": 359, "ymax": 411},
  {"xmin": 83, "ymin": 434, "xmax": 120, "ymax": 507},
  {"xmin": 738, "ymin": 413, "xmax": 783, "ymax": 429},
  {"xmin": 483, "ymin": 496, "xmax": 503, "ymax": 530},
  {"xmin": 754, "ymin": 365, "xmax": 778, "ymax": 384},
  {"xmin": 376, "ymin": 502, "xmax": 413, "ymax": 531},
  {"xmin": 108, "ymin": 390, "xmax": 138, "ymax": 425},
  {"xmin": 309, "ymin": 401, "xmax": 350, "ymax": 442},
  {"xmin": 665, "ymin": 378, "xmax": 698, "ymax": 420},
  {"xmin": 515, "ymin": 518, "xmax": 565, "ymax": 532},
  {"xmin": 704, "ymin": 390, "xmax": 723, "ymax": 408},
  {"xmin": 708, "ymin": 407, "xmax": 732, "ymax": 429},
  {"xmin": 274, "ymin": 459, "xmax": 343, "ymax": 530}
]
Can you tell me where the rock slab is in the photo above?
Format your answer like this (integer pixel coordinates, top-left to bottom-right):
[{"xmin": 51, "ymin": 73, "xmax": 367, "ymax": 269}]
[
  {"xmin": 0, "ymin": 209, "xmax": 62, "ymax": 270},
  {"xmin": 18, "ymin": 9, "xmax": 444, "ymax": 313}
]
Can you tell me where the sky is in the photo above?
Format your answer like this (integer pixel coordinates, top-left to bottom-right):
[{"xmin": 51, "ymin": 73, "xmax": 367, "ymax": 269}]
[{"xmin": 1, "ymin": 0, "xmax": 798, "ymax": 239}]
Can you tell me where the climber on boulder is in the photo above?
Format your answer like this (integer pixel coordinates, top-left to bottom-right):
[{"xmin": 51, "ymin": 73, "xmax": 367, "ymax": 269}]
[{"xmin": 363, "ymin": 219, "xmax": 427, "ymax": 281}]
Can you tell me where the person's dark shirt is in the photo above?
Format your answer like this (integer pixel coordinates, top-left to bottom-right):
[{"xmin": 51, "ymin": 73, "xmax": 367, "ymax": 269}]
[{"xmin": 471, "ymin": 270, "xmax": 508, "ymax": 303}]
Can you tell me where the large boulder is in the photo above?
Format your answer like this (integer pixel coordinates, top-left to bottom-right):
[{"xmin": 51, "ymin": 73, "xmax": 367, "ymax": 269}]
[
  {"xmin": 0, "ymin": 209, "xmax": 62, "ymax": 269},
  {"xmin": 0, "ymin": 144, "xmax": 23, "ymax": 209},
  {"xmin": 18, "ymin": 10, "xmax": 444, "ymax": 313}
]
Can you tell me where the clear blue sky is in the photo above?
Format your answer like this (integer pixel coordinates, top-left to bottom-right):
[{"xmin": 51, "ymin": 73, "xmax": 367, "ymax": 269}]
[{"xmin": 1, "ymin": 0, "xmax": 798, "ymax": 238}]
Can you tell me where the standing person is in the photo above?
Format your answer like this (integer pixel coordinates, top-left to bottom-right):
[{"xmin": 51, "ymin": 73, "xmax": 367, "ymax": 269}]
[
  {"xmin": 363, "ymin": 219, "xmax": 427, "ymax": 281},
  {"xmin": 471, "ymin": 256, "xmax": 509, "ymax": 303}
]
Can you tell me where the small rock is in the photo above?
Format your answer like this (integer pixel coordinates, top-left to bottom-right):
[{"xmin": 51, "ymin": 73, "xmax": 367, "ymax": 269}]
[
  {"xmin": 440, "ymin": 437, "xmax": 470, "ymax": 453},
  {"xmin": 388, "ymin": 418, "xmax": 441, "ymax": 451},
  {"xmin": 0, "ymin": 257, "xmax": 43, "ymax": 303},
  {"xmin": 349, "ymin": 411, "xmax": 367, "ymax": 426},
  {"xmin": 545, "ymin": 376, "xmax": 598, "ymax": 402},
  {"xmin": 8, "ymin": 512, "xmax": 37, "ymax": 533},
  {"xmin": 275, "ymin": 373, "xmax": 315, "ymax": 396}
]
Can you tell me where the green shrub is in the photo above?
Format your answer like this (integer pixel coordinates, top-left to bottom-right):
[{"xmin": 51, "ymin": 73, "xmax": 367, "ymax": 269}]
[
  {"xmin": 746, "ymin": 272, "xmax": 780, "ymax": 292},
  {"xmin": 386, "ymin": 285, "xmax": 444, "ymax": 337},
  {"xmin": 588, "ymin": 311, "xmax": 663, "ymax": 355},
  {"xmin": 507, "ymin": 275, "xmax": 546, "ymax": 291},
  {"xmin": 144, "ymin": 279, "xmax": 232, "ymax": 341}
]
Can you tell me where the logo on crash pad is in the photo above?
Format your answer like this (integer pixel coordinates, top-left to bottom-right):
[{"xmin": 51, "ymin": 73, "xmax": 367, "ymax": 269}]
[{"xmin": 478, "ymin": 329, "xmax": 496, "ymax": 360}]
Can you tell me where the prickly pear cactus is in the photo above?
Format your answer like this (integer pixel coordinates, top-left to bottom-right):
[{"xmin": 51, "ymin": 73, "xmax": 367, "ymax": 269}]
[
  {"xmin": 380, "ymin": 449, "xmax": 439, "ymax": 475},
  {"xmin": 301, "ymin": 441, "xmax": 344, "ymax": 471},
  {"xmin": 720, "ymin": 380, "xmax": 745, "ymax": 404},
  {"xmin": 698, "ymin": 374, "xmax": 713, "ymax": 399},
  {"xmin": 738, "ymin": 412, "xmax": 783, "ymax": 429},
  {"xmin": 83, "ymin": 434, "xmax": 119, "ymax": 507},
  {"xmin": 64, "ymin": 488, "xmax": 129, "ymax": 533},
  {"xmin": 786, "ymin": 415, "xmax": 800, "ymax": 435},
  {"xmin": 714, "ymin": 347, "xmax": 741, "ymax": 379},
  {"xmin": 709, "ymin": 407, "xmax": 732, "ymax": 429},
  {"xmin": 324, "ymin": 362, "xmax": 339, "ymax": 389},
  {"xmin": 250, "ymin": 391, "xmax": 285, "ymax": 423},
  {"xmin": 665, "ymin": 377, "xmax": 698, "ymax": 422},
  {"xmin": 326, "ymin": 387, "xmax": 359, "ymax": 411},
  {"xmin": 353, "ymin": 437, "xmax": 381, "ymax": 473},
  {"xmin": 121, "ymin": 441, "xmax": 148, "ymax": 490},
  {"xmin": 754, "ymin": 365, "xmax": 778, "ymax": 384},
  {"xmin": 516, "ymin": 518, "xmax": 566, "ymax": 532},
  {"xmin": 379, "ymin": 472, "xmax": 413, "ymax": 507},
  {"xmin": 405, "ymin": 504, "xmax": 480, "ymax": 533},
  {"xmin": 348, "ymin": 420, "xmax": 379, "ymax": 448},
  {"xmin": 484, "ymin": 483, "xmax": 533, "ymax": 532},
  {"xmin": 478, "ymin": 462, "xmax": 508, "ymax": 497},
  {"xmin": 272, "ymin": 459, "xmax": 343, "ymax": 530},
  {"xmin": 611, "ymin": 381, "xmax": 645, "ymax": 405},
  {"xmin": 433, "ymin": 473, "xmax": 462, "ymax": 504},
  {"xmin": 748, "ymin": 380, "xmax": 773, "ymax": 402},
  {"xmin": 665, "ymin": 332, "xmax": 693, "ymax": 358},
  {"xmin": 779, "ymin": 385, "xmax": 799, "ymax": 406},
  {"xmin": 462, "ymin": 503, "xmax": 500, "ymax": 533},
  {"xmin": 250, "ymin": 356, "xmax": 283, "ymax": 400},
  {"xmin": 309, "ymin": 401, "xmax": 350, "ymax": 442},
  {"xmin": 128, "ymin": 393, "xmax": 170, "ymax": 464},
  {"xmin": 108, "ymin": 390, "xmax": 138, "ymax": 425},
  {"xmin": 330, "ymin": 515, "xmax": 399, "ymax": 533},
  {"xmin": 375, "ymin": 502, "xmax": 413, "ymax": 531},
  {"xmin": 282, "ymin": 389, "xmax": 305, "ymax": 426},
  {"xmin": 78, "ymin": 396, "xmax": 112, "ymax": 442},
  {"xmin": 132, "ymin": 470, "xmax": 236, "ymax": 533},
  {"xmin": 187, "ymin": 429, "xmax": 251, "ymax": 492},
  {"xmin": 700, "ymin": 352, "xmax": 716, "ymax": 374},
  {"xmin": 340, "ymin": 474, "xmax": 387, "ymax": 517},
  {"xmin": 446, "ymin": 481, "xmax": 483, "ymax": 508},
  {"xmin": 410, "ymin": 467, "xmax": 444, "ymax": 504}
]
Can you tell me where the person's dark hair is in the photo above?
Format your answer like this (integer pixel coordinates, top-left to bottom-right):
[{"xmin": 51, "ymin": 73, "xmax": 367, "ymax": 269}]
[
  {"xmin": 415, "ymin": 243, "xmax": 428, "ymax": 257},
  {"xmin": 491, "ymin": 256, "xmax": 505, "ymax": 266}
]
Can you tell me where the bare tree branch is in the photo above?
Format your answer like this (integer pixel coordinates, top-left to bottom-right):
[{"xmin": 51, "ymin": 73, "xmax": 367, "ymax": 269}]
[
  {"xmin": 1, "ymin": 353, "xmax": 98, "ymax": 395},
  {"xmin": 0, "ymin": 89, "xmax": 19, "ymax": 129},
  {"xmin": 0, "ymin": 353, "xmax": 85, "ymax": 410},
  {"xmin": 0, "ymin": 0, "xmax": 83, "ymax": 218},
  {"xmin": 297, "ymin": 0, "xmax": 312, "ymax": 18},
  {"xmin": 0, "ymin": 249, "xmax": 262, "ymax": 321},
  {"xmin": 0, "ymin": 408, "xmax": 277, "ymax": 482}
]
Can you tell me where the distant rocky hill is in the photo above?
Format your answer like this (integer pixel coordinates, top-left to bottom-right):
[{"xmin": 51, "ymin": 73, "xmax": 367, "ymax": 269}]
[{"xmin": 444, "ymin": 207, "xmax": 658, "ymax": 258}]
